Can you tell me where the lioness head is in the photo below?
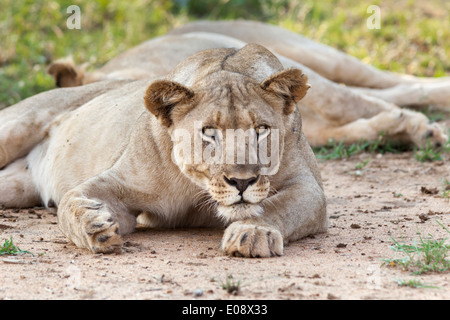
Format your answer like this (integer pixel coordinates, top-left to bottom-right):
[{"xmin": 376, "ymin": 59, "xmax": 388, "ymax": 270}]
[{"xmin": 144, "ymin": 44, "xmax": 310, "ymax": 222}]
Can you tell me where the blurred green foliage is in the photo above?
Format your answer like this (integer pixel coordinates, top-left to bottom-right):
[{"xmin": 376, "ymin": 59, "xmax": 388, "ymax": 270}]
[
  {"xmin": 173, "ymin": 0, "xmax": 287, "ymax": 20},
  {"xmin": 1, "ymin": 0, "xmax": 449, "ymax": 109}
]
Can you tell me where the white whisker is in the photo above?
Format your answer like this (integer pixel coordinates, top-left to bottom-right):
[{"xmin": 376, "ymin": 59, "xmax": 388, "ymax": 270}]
[{"xmin": 194, "ymin": 189, "xmax": 219, "ymax": 214}]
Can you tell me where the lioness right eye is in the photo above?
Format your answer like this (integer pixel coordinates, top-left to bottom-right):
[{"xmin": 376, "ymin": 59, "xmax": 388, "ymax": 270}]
[
  {"xmin": 202, "ymin": 127, "xmax": 218, "ymax": 142},
  {"xmin": 202, "ymin": 127, "xmax": 216, "ymax": 137},
  {"xmin": 255, "ymin": 124, "xmax": 270, "ymax": 141}
]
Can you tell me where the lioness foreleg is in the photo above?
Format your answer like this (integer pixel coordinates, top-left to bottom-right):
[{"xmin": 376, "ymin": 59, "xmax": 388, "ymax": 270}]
[
  {"xmin": 221, "ymin": 219, "xmax": 284, "ymax": 258},
  {"xmin": 57, "ymin": 175, "xmax": 136, "ymax": 253},
  {"xmin": 221, "ymin": 178, "xmax": 327, "ymax": 258}
]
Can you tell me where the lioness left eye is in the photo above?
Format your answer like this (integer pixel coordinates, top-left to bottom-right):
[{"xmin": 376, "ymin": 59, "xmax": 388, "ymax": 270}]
[
  {"xmin": 202, "ymin": 127, "xmax": 217, "ymax": 139},
  {"xmin": 255, "ymin": 125, "xmax": 270, "ymax": 140}
]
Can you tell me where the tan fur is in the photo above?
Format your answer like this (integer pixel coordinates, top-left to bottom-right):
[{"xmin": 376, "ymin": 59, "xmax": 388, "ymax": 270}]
[
  {"xmin": 1, "ymin": 22, "xmax": 449, "ymax": 257},
  {"xmin": 47, "ymin": 22, "xmax": 449, "ymax": 148},
  {"xmin": 0, "ymin": 79, "xmax": 128, "ymax": 170},
  {"xmin": 1, "ymin": 42, "xmax": 327, "ymax": 258},
  {"xmin": 171, "ymin": 21, "xmax": 450, "ymax": 90},
  {"xmin": 47, "ymin": 56, "xmax": 86, "ymax": 87},
  {"xmin": 0, "ymin": 158, "xmax": 40, "ymax": 208}
]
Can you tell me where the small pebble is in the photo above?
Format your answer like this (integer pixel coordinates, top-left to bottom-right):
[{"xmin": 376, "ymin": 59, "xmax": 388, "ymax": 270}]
[{"xmin": 194, "ymin": 289, "xmax": 203, "ymax": 297}]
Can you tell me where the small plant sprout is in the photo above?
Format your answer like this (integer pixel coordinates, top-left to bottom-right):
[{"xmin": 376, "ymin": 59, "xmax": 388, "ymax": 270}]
[
  {"xmin": 313, "ymin": 133, "xmax": 410, "ymax": 161},
  {"xmin": 395, "ymin": 278, "xmax": 438, "ymax": 289},
  {"xmin": 355, "ymin": 159, "xmax": 370, "ymax": 170},
  {"xmin": 442, "ymin": 179, "xmax": 450, "ymax": 199},
  {"xmin": 221, "ymin": 274, "xmax": 241, "ymax": 295},
  {"xmin": 0, "ymin": 237, "xmax": 33, "ymax": 256},
  {"xmin": 414, "ymin": 140, "xmax": 442, "ymax": 162},
  {"xmin": 383, "ymin": 220, "xmax": 450, "ymax": 275}
]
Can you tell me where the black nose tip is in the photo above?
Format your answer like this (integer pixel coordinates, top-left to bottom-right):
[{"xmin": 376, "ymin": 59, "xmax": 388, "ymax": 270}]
[{"xmin": 224, "ymin": 176, "xmax": 259, "ymax": 194}]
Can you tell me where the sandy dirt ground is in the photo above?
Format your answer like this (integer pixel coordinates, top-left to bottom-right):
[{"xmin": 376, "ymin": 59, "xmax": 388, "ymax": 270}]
[{"xmin": 1, "ymin": 151, "xmax": 449, "ymax": 300}]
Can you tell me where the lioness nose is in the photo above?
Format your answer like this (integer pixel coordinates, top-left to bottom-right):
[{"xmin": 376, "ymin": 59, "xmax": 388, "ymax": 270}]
[{"xmin": 224, "ymin": 176, "xmax": 259, "ymax": 195}]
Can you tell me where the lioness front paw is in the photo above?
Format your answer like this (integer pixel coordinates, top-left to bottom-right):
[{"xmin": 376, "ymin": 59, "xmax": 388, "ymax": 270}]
[
  {"xmin": 81, "ymin": 209, "xmax": 123, "ymax": 254},
  {"xmin": 221, "ymin": 221, "xmax": 283, "ymax": 258}
]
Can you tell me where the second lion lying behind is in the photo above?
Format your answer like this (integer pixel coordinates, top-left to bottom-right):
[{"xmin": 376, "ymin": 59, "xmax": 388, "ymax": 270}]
[{"xmin": 48, "ymin": 21, "xmax": 449, "ymax": 149}]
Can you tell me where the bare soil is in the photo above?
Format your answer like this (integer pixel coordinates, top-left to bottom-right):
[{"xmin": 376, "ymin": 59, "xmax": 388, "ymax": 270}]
[{"xmin": 1, "ymin": 152, "xmax": 449, "ymax": 300}]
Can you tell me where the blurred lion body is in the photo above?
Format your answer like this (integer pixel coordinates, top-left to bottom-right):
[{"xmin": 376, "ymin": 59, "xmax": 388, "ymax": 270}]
[{"xmin": 47, "ymin": 21, "xmax": 448, "ymax": 148}]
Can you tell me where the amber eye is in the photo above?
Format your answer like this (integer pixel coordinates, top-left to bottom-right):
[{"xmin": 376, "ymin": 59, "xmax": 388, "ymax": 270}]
[
  {"xmin": 202, "ymin": 127, "xmax": 218, "ymax": 142},
  {"xmin": 255, "ymin": 124, "xmax": 270, "ymax": 141}
]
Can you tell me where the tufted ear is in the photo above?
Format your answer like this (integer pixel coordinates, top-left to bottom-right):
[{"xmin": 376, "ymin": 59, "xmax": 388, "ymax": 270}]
[
  {"xmin": 261, "ymin": 68, "xmax": 310, "ymax": 115},
  {"xmin": 144, "ymin": 80, "xmax": 196, "ymax": 127},
  {"xmin": 47, "ymin": 56, "xmax": 86, "ymax": 87}
]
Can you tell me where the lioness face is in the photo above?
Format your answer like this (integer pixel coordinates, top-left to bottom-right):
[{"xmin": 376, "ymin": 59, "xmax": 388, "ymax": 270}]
[
  {"xmin": 171, "ymin": 75, "xmax": 285, "ymax": 222},
  {"xmin": 145, "ymin": 69, "xmax": 310, "ymax": 222}
]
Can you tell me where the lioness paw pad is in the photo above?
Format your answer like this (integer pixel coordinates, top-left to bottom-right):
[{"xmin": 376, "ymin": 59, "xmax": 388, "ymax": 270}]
[
  {"xmin": 81, "ymin": 211, "xmax": 122, "ymax": 254},
  {"xmin": 221, "ymin": 222, "xmax": 283, "ymax": 258}
]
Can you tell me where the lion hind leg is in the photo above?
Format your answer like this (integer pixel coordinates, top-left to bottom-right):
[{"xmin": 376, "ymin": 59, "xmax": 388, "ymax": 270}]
[
  {"xmin": 315, "ymin": 109, "xmax": 448, "ymax": 148},
  {"xmin": 0, "ymin": 157, "xmax": 41, "ymax": 208},
  {"xmin": 348, "ymin": 82, "xmax": 450, "ymax": 109}
]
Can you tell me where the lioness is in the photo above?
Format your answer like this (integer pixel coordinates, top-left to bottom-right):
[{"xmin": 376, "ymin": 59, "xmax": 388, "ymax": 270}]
[
  {"xmin": 1, "ymin": 43, "xmax": 327, "ymax": 257},
  {"xmin": 1, "ymin": 21, "xmax": 448, "ymax": 257}
]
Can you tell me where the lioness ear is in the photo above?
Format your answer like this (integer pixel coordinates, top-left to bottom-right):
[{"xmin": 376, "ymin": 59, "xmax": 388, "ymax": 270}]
[
  {"xmin": 144, "ymin": 80, "xmax": 195, "ymax": 127},
  {"xmin": 261, "ymin": 68, "xmax": 310, "ymax": 115},
  {"xmin": 47, "ymin": 57, "xmax": 85, "ymax": 87}
]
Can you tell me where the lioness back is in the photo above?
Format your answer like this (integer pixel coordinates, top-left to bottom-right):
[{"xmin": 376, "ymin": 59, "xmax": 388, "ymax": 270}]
[{"xmin": 28, "ymin": 80, "xmax": 151, "ymax": 206}]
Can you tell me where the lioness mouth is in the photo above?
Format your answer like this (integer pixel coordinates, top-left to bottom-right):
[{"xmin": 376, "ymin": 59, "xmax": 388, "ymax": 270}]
[
  {"xmin": 216, "ymin": 201, "xmax": 263, "ymax": 223},
  {"xmin": 228, "ymin": 200, "xmax": 260, "ymax": 209}
]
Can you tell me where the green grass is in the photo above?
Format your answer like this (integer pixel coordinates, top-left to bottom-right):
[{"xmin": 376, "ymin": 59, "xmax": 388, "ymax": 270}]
[
  {"xmin": 0, "ymin": 0, "xmax": 177, "ymax": 109},
  {"xmin": 0, "ymin": 237, "xmax": 32, "ymax": 256},
  {"xmin": 414, "ymin": 140, "xmax": 443, "ymax": 162},
  {"xmin": 355, "ymin": 159, "xmax": 370, "ymax": 170},
  {"xmin": 383, "ymin": 221, "xmax": 450, "ymax": 275},
  {"xmin": 313, "ymin": 139, "xmax": 358, "ymax": 160},
  {"xmin": 1, "ymin": 0, "xmax": 449, "ymax": 110},
  {"xmin": 394, "ymin": 278, "xmax": 439, "ymax": 289},
  {"xmin": 220, "ymin": 274, "xmax": 241, "ymax": 295},
  {"xmin": 313, "ymin": 133, "xmax": 412, "ymax": 160},
  {"xmin": 413, "ymin": 127, "xmax": 450, "ymax": 162},
  {"xmin": 414, "ymin": 131, "xmax": 450, "ymax": 162},
  {"xmin": 313, "ymin": 132, "xmax": 449, "ymax": 162},
  {"xmin": 442, "ymin": 179, "xmax": 450, "ymax": 199}
]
